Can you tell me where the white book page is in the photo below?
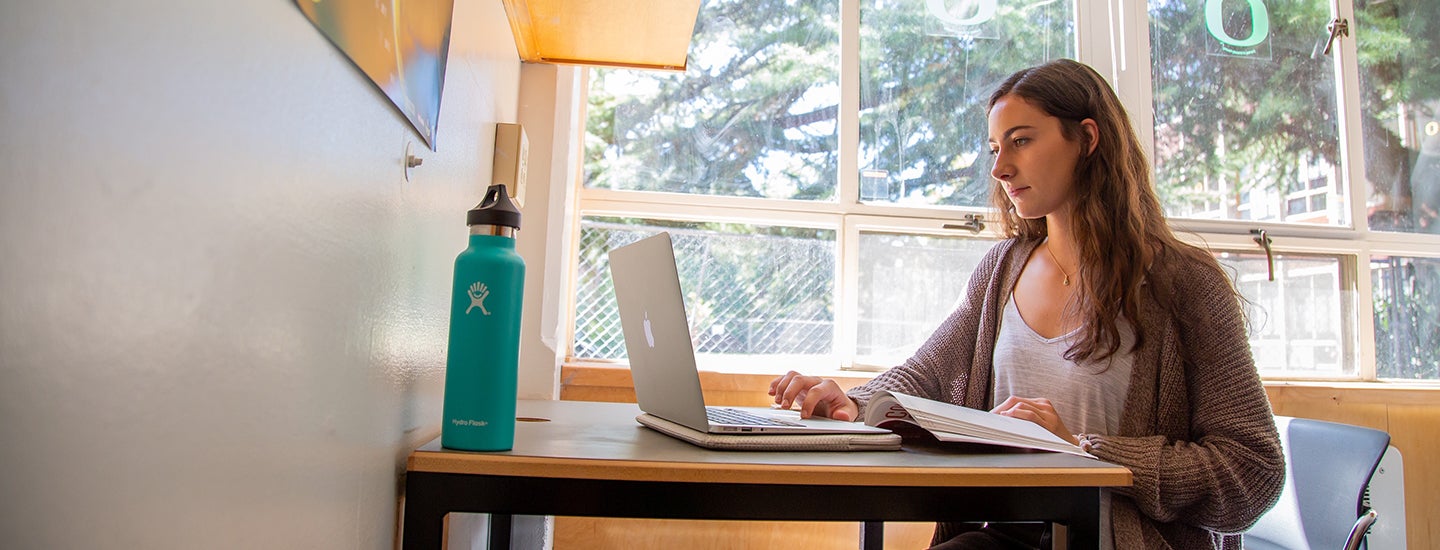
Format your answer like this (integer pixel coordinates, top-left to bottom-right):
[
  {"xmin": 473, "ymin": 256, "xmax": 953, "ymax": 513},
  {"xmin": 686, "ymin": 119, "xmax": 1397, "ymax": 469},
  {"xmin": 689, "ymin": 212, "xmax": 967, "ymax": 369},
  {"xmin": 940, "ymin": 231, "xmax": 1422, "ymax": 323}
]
[{"xmin": 868, "ymin": 391, "xmax": 1090, "ymax": 457}]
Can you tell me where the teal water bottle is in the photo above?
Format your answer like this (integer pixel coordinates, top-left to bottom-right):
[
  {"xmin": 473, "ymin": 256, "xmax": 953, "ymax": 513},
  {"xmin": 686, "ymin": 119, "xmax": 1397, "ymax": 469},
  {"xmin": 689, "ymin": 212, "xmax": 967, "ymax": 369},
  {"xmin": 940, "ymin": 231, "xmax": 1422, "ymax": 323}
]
[{"xmin": 442, "ymin": 184, "xmax": 524, "ymax": 451}]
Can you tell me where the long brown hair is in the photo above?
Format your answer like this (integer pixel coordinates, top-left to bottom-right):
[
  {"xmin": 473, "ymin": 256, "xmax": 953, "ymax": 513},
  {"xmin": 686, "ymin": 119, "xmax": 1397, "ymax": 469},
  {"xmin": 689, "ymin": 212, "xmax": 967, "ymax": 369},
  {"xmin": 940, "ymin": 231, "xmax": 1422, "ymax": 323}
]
[{"xmin": 986, "ymin": 59, "xmax": 1225, "ymax": 362}]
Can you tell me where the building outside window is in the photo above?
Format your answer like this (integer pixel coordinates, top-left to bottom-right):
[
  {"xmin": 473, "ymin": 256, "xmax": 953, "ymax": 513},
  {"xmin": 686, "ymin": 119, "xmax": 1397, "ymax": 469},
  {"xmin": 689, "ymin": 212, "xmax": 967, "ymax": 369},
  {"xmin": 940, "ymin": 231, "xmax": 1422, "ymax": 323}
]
[{"xmin": 567, "ymin": 0, "xmax": 1440, "ymax": 381}]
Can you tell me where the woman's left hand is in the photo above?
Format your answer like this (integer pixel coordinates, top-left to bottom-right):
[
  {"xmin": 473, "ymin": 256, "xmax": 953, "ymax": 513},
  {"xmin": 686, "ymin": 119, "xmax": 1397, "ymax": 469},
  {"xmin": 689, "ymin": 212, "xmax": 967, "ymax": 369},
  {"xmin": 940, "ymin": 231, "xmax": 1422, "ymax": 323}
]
[{"xmin": 991, "ymin": 396, "xmax": 1080, "ymax": 446}]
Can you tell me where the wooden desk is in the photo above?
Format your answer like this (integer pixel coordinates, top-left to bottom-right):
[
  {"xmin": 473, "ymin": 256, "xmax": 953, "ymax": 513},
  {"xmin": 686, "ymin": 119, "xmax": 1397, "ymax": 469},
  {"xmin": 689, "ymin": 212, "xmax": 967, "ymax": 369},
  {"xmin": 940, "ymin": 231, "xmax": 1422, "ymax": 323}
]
[{"xmin": 403, "ymin": 400, "xmax": 1132, "ymax": 549}]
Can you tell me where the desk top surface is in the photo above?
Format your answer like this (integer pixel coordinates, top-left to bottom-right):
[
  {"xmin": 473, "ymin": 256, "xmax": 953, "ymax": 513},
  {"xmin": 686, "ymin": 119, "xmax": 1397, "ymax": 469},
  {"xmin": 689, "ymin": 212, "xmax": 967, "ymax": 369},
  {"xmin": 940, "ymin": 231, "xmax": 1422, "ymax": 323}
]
[{"xmin": 409, "ymin": 400, "xmax": 1131, "ymax": 488}]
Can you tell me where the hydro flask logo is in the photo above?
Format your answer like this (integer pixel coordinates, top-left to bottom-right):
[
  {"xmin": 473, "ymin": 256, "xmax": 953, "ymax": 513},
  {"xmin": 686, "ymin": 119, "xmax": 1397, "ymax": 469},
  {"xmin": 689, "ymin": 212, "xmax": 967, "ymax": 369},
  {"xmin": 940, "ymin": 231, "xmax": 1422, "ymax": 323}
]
[{"xmin": 465, "ymin": 282, "xmax": 492, "ymax": 316}]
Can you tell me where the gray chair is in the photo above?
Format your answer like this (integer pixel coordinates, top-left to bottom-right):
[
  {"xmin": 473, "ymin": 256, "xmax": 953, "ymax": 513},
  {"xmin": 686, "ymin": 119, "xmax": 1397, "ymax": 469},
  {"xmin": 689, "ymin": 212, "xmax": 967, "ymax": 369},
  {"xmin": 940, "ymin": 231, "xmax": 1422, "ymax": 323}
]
[{"xmin": 1245, "ymin": 416, "xmax": 1390, "ymax": 550}]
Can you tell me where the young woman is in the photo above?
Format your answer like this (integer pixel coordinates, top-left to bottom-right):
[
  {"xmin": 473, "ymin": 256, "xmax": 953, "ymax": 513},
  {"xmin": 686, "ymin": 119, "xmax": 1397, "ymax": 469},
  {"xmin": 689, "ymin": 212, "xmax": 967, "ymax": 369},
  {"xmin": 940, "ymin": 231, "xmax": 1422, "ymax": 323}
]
[{"xmin": 769, "ymin": 59, "xmax": 1284, "ymax": 549}]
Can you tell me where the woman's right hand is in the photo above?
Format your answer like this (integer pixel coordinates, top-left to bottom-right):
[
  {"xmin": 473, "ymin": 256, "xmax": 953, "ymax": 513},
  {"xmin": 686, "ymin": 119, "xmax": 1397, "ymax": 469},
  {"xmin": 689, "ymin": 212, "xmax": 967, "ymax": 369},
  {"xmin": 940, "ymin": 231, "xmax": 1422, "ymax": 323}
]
[{"xmin": 768, "ymin": 371, "xmax": 859, "ymax": 421}]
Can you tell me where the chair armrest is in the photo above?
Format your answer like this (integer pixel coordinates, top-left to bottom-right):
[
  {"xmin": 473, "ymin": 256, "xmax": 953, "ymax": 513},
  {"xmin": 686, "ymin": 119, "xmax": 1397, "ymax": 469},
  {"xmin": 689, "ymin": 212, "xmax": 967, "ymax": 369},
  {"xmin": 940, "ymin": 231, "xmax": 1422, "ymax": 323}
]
[{"xmin": 1343, "ymin": 509, "xmax": 1378, "ymax": 550}]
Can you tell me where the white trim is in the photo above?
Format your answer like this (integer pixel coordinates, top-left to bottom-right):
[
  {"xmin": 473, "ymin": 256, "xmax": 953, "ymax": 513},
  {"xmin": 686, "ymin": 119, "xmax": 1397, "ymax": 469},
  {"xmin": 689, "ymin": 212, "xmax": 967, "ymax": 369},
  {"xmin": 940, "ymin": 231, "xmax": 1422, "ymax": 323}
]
[
  {"xmin": 579, "ymin": 197, "xmax": 842, "ymax": 230},
  {"xmin": 839, "ymin": 0, "xmax": 861, "ymax": 218}
]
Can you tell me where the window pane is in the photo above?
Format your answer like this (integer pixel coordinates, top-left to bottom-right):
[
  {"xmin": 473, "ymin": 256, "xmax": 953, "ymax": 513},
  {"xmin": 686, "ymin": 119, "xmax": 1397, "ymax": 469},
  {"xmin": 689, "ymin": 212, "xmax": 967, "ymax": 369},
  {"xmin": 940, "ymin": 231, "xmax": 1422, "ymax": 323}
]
[
  {"xmin": 572, "ymin": 217, "xmax": 836, "ymax": 360},
  {"xmin": 583, "ymin": 0, "xmax": 839, "ymax": 201},
  {"xmin": 1356, "ymin": 0, "xmax": 1440, "ymax": 234},
  {"xmin": 858, "ymin": 0, "xmax": 1073, "ymax": 207},
  {"xmin": 1215, "ymin": 252, "xmax": 1353, "ymax": 377},
  {"xmin": 1149, "ymin": 0, "xmax": 1349, "ymax": 226},
  {"xmin": 855, "ymin": 232, "xmax": 995, "ymax": 367},
  {"xmin": 1371, "ymin": 256, "xmax": 1440, "ymax": 379}
]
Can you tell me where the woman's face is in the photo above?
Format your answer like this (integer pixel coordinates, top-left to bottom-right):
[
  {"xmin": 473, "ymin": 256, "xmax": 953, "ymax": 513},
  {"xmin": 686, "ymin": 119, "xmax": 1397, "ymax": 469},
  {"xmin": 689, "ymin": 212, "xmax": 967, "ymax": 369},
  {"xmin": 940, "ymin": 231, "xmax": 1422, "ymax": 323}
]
[{"xmin": 987, "ymin": 94, "xmax": 1095, "ymax": 221}]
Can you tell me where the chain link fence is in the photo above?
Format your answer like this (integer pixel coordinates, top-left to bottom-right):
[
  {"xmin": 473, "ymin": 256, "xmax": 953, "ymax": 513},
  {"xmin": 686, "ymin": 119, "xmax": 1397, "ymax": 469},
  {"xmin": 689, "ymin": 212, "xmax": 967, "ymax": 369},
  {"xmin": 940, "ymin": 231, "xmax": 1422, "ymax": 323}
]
[{"xmin": 572, "ymin": 218, "xmax": 835, "ymax": 360}]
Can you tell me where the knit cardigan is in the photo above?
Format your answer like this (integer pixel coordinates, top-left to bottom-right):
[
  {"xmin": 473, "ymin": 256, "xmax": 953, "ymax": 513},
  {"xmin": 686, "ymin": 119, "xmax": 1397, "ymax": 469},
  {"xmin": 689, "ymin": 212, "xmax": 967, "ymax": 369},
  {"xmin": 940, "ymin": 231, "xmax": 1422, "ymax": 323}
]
[{"xmin": 848, "ymin": 237, "xmax": 1285, "ymax": 549}]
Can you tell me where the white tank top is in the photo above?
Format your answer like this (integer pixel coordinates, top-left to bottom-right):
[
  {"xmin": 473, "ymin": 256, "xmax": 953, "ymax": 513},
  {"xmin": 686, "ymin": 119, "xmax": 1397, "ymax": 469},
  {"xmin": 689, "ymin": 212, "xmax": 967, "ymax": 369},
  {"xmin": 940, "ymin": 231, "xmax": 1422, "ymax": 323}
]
[{"xmin": 992, "ymin": 293, "xmax": 1135, "ymax": 434}]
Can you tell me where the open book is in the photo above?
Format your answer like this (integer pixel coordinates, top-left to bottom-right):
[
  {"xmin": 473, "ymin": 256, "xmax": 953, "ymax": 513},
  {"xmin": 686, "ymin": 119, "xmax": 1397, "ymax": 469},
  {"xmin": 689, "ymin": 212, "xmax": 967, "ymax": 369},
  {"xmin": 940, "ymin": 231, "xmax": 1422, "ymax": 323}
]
[{"xmin": 863, "ymin": 390, "xmax": 1094, "ymax": 458}]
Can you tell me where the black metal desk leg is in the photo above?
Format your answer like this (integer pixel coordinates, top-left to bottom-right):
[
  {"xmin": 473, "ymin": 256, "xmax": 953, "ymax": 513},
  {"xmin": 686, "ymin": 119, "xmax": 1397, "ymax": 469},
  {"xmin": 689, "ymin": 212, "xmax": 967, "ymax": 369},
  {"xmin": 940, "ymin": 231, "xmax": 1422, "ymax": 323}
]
[
  {"xmin": 402, "ymin": 473, "xmax": 445, "ymax": 550},
  {"xmin": 1062, "ymin": 488, "xmax": 1102, "ymax": 550},
  {"xmin": 861, "ymin": 521, "xmax": 884, "ymax": 550},
  {"xmin": 488, "ymin": 514, "xmax": 512, "ymax": 550}
]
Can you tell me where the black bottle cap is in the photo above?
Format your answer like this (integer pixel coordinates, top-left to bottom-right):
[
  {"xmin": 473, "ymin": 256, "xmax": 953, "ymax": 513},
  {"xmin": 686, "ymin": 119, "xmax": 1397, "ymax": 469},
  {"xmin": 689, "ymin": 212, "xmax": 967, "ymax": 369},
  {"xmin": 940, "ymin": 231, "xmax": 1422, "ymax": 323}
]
[{"xmin": 467, "ymin": 184, "xmax": 522, "ymax": 229}]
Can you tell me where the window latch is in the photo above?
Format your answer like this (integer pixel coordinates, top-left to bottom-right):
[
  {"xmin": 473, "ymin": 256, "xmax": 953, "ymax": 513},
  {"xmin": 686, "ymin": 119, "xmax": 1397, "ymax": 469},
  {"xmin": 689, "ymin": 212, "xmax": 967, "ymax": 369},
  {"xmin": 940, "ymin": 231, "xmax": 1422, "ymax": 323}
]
[
  {"xmin": 1251, "ymin": 229, "xmax": 1275, "ymax": 281},
  {"xmin": 1323, "ymin": 17, "xmax": 1349, "ymax": 56},
  {"xmin": 942, "ymin": 214, "xmax": 986, "ymax": 234}
]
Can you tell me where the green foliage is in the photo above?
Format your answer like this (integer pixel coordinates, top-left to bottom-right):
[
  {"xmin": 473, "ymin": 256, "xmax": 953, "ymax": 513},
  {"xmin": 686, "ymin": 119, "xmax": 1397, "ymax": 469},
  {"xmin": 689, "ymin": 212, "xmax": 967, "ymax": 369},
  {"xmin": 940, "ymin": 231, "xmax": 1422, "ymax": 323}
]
[
  {"xmin": 584, "ymin": 0, "xmax": 840, "ymax": 201},
  {"xmin": 1373, "ymin": 257, "xmax": 1440, "ymax": 379},
  {"xmin": 1148, "ymin": 0, "xmax": 1340, "ymax": 208},
  {"xmin": 856, "ymin": 0, "xmax": 1073, "ymax": 206},
  {"xmin": 578, "ymin": 0, "xmax": 1440, "ymax": 374}
]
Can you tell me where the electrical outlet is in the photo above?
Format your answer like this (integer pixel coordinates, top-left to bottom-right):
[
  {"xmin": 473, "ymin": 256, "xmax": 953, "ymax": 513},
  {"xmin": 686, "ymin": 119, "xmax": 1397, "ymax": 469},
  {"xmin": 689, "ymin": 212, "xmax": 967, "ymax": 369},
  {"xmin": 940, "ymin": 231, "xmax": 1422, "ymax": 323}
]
[{"xmin": 494, "ymin": 123, "xmax": 528, "ymax": 207}]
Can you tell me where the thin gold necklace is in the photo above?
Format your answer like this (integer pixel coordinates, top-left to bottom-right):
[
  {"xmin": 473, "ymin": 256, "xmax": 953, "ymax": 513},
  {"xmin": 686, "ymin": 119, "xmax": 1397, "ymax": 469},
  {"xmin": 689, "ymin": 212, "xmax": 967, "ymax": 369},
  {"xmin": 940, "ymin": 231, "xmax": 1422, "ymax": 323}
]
[{"xmin": 1046, "ymin": 240, "xmax": 1073, "ymax": 286}]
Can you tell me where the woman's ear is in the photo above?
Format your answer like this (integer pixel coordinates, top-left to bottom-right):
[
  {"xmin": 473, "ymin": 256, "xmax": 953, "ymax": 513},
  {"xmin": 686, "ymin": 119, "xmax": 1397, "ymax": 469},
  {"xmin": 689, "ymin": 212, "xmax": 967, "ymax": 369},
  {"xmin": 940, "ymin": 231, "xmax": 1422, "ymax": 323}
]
[{"xmin": 1080, "ymin": 118, "xmax": 1099, "ymax": 156}]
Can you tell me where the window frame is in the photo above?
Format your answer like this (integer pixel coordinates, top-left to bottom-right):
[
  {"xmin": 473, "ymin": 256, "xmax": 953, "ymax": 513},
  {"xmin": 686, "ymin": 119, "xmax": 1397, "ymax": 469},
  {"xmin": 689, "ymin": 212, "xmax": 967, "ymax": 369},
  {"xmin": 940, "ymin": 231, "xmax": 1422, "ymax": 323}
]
[{"xmin": 562, "ymin": 0, "xmax": 1440, "ymax": 383}]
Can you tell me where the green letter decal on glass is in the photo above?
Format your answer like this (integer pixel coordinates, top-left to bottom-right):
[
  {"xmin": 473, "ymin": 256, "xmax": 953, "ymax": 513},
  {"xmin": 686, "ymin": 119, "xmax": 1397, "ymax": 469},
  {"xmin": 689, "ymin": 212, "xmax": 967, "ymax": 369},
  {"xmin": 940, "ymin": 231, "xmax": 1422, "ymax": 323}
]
[
  {"xmin": 1206, "ymin": 0, "xmax": 1270, "ymax": 56},
  {"xmin": 926, "ymin": 0, "xmax": 997, "ymax": 27}
]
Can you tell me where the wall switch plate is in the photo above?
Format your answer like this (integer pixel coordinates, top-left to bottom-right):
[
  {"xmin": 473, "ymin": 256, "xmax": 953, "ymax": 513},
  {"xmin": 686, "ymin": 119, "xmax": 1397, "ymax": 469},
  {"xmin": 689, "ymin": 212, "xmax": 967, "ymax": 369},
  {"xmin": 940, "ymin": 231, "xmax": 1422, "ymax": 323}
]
[{"xmin": 493, "ymin": 123, "xmax": 528, "ymax": 207}]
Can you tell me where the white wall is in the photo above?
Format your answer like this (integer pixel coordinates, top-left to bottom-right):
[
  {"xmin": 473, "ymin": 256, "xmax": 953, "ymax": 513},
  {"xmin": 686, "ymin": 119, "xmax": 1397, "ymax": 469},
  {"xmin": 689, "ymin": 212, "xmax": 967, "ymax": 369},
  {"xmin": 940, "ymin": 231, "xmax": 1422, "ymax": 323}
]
[
  {"xmin": 514, "ymin": 62, "xmax": 581, "ymax": 402},
  {"xmin": 0, "ymin": 0, "xmax": 555, "ymax": 547}
]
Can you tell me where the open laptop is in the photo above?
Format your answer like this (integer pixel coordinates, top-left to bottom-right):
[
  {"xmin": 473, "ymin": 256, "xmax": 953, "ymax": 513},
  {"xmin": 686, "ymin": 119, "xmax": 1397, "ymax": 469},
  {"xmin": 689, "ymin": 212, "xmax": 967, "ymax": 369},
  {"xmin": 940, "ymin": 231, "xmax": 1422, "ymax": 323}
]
[{"xmin": 608, "ymin": 232, "xmax": 891, "ymax": 435}]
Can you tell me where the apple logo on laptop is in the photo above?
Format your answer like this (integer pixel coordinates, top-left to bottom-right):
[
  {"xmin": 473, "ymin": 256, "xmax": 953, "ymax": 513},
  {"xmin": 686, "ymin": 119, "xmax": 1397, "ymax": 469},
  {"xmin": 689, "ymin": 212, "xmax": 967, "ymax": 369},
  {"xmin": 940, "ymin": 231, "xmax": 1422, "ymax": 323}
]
[{"xmin": 643, "ymin": 311, "xmax": 656, "ymax": 348}]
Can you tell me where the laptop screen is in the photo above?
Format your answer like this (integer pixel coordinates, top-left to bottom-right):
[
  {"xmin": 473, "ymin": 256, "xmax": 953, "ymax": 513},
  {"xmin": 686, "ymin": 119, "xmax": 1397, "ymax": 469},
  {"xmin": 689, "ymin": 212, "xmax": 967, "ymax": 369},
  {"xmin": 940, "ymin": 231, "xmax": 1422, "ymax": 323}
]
[{"xmin": 608, "ymin": 232, "xmax": 713, "ymax": 431}]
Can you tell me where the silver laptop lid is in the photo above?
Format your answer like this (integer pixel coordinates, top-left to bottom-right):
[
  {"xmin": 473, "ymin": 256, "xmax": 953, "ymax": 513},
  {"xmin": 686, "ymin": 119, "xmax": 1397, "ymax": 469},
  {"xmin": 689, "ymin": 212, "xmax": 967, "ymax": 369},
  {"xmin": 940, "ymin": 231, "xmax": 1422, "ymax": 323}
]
[
  {"xmin": 608, "ymin": 232, "xmax": 712, "ymax": 432},
  {"xmin": 609, "ymin": 232, "xmax": 892, "ymax": 437}
]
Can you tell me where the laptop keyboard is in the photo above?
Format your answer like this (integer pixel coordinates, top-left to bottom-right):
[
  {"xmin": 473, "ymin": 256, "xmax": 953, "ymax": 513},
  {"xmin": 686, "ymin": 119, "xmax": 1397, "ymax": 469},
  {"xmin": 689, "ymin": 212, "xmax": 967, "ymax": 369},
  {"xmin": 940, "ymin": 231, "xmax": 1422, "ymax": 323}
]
[{"xmin": 706, "ymin": 407, "xmax": 804, "ymax": 427}]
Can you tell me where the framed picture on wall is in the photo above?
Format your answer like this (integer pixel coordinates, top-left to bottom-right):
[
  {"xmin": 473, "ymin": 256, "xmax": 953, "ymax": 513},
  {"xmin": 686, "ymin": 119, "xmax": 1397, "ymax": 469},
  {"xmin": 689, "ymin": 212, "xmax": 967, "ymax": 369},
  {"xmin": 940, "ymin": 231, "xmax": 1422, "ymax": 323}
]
[{"xmin": 295, "ymin": 0, "xmax": 455, "ymax": 150}]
